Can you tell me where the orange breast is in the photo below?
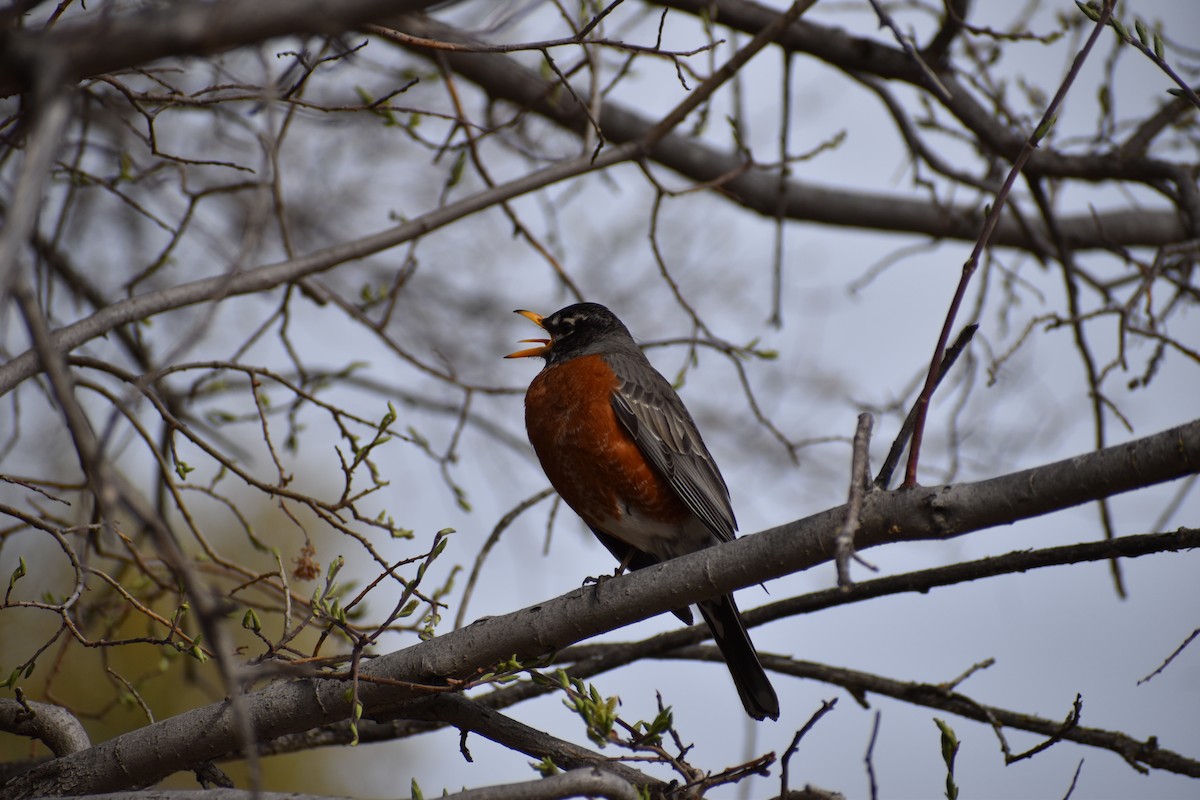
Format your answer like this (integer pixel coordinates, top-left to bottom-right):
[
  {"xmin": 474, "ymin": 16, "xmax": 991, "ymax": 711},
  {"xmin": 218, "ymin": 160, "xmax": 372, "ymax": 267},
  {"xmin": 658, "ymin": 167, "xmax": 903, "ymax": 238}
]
[{"xmin": 525, "ymin": 355, "xmax": 690, "ymax": 538}]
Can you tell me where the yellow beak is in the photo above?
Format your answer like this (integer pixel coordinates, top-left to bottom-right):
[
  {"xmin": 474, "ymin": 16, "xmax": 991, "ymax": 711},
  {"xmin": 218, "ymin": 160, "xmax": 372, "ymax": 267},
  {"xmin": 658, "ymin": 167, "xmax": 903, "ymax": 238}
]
[{"xmin": 505, "ymin": 310, "xmax": 551, "ymax": 358}]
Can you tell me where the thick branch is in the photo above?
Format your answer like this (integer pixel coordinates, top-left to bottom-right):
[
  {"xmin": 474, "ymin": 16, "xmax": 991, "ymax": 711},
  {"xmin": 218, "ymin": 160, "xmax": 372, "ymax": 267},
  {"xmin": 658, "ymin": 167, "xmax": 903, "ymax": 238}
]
[
  {"xmin": 123, "ymin": 528, "xmax": 1191, "ymax": 790},
  {"xmin": 0, "ymin": 699, "xmax": 90, "ymax": 758},
  {"xmin": 44, "ymin": 770, "xmax": 639, "ymax": 800},
  {"xmin": 248, "ymin": 530, "xmax": 1200, "ymax": 774},
  {"xmin": 669, "ymin": 648, "xmax": 1200, "ymax": 777},
  {"xmin": 0, "ymin": 0, "xmax": 441, "ymax": 96},
  {"xmin": 391, "ymin": 15, "xmax": 1188, "ymax": 251},
  {"xmin": 654, "ymin": 0, "xmax": 1196, "ymax": 186},
  {"xmin": 2, "ymin": 419, "xmax": 1195, "ymax": 799},
  {"xmin": 462, "ymin": 528, "xmax": 1200, "ymax": 726}
]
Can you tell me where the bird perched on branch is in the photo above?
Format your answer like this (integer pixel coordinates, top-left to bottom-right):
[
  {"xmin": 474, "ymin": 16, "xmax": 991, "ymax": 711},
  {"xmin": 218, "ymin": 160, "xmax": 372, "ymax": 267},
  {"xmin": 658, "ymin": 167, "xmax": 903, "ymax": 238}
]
[{"xmin": 507, "ymin": 302, "xmax": 779, "ymax": 721}]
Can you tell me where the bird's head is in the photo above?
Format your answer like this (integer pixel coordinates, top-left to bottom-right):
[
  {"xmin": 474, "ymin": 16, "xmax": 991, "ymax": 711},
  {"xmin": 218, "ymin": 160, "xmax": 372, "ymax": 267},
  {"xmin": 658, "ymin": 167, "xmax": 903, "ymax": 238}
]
[{"xmin": 505, "ymin": 302, "xmax": 634, "ymax": 365}]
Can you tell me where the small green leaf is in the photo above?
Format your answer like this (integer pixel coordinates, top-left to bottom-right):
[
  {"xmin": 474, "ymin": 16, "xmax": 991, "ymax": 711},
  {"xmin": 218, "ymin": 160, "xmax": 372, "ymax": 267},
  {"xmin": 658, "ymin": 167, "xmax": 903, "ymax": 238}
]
[
  {"xmin": 1133, "ymin": 18, "xmax": 1149, "ymax": 45},
  {"xmin": 530, "ymin": 756, "xmax": 560, "ymax": 777},
  {"xmin": 8, "ymin": 557, "xmax": 27, "ymax": 590},
  {"xmin": 935, "ymin": 718, "xmax": 960, "ymax": 800},
  {"xmin": 405, "ymin": 426, "xmax": 427, "ymax": 447},
  {"xmin": 1153, "ymin": 33, "xmax": 1164, "ymax": 59},
  {"xmin": 453, "ymin": 486, "xmax": 471, "ymax": 512},
  {"xmin": 117, "ymin": 152, "xmax": 134, "ymax": 182},
  {"xmin": 348, "ymin": 700, "xmax": 364, "ymax": 746},
  {"xmin": 419, "ymin": 609, "xmax": 440, "ymax": 641},
  {"xmin": 1075, "ymin": 1, "xmax": 1101, "ymax": 22},
  {"xmin": 645, "ymin": 707, "xmax": 673, "ymax": 738},
  {"xmin": 447, "ymin": 151, "xmax": 467, "ymax": 188},
  {"xmin": 1033, "ymin": 113, "xmax": 1058, "ymax": 140},
  {"xmin": 411, "ymin": 779, "xmax": 424, "ymax": 800},
  {"xmin": 327, "ymin": 555, "xmax": 345, "ymax": 582},
  {"xmin": 242, "ymin": 609, "xmax": 262, "ymax": 632}
]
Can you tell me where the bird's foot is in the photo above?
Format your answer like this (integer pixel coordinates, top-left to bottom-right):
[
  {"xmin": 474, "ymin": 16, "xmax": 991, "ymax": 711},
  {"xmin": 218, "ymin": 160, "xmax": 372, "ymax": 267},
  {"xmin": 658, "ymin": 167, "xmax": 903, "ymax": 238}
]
[{"xmin": 581, "ymin": 572, "xmax": 614, "ymax": 589}]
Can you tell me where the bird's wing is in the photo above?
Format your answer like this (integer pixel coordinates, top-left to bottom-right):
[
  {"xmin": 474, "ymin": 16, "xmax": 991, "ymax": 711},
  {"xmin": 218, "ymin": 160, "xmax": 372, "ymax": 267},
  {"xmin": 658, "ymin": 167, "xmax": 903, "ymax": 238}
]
[{"xmin": 607, "ymin": 351, "xmax": 737, "ymax": 542}]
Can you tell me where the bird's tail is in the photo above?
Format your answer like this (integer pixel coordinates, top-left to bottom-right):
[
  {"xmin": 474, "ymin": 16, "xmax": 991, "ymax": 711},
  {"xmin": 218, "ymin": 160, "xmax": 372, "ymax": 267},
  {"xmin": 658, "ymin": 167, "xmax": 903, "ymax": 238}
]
[{"xmin": 697, "ymin": 594, "xmax": 779, "ymax": 721}]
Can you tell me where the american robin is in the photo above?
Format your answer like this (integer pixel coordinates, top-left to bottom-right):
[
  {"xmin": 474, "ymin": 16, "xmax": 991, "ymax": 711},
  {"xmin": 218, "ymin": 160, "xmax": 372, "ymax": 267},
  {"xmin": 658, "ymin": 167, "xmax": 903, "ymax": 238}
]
[{"xmin": 506, "ymin": 302, "xmax": 779, "ymax": 721}]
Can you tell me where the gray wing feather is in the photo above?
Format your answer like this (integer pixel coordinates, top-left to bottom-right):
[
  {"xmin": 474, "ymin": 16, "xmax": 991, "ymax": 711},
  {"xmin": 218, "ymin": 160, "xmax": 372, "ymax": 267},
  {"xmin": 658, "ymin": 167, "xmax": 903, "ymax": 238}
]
[{"xmin": 607, "ymin": 352, "xmax": 737, "ymax": 542}]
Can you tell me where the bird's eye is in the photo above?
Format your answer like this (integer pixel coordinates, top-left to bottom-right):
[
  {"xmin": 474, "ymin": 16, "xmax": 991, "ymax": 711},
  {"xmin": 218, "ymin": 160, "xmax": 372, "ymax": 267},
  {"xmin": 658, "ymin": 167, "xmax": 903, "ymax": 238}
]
[{"xmin": 557, "ymin": 316, "xmax": 577, "ymax": 337}]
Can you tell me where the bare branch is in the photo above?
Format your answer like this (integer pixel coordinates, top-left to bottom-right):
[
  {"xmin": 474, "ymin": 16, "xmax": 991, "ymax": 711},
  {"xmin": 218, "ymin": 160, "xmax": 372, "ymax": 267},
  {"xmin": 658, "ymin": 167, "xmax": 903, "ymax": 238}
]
[
  {"xmin": 904, "ymin": 0, "xmax": 1117, "ymax": 487},
  {"xmin": 3, "ymin": 421, "xmax": 1196, "ymax": 799},
  {"xmin": 835, "ymin": 413, "xmax": 875, "ymax": 587},
  {"xmin": 394, "ymin": 14, "xmax": 1188, "ymax": 252},
  {"xmin": 0, "ymin": 0, "xmax": 446, "ymax": 97},
  {"xmin": 0, "ymin": 696, "xmax": 90, "ymax": 757}
]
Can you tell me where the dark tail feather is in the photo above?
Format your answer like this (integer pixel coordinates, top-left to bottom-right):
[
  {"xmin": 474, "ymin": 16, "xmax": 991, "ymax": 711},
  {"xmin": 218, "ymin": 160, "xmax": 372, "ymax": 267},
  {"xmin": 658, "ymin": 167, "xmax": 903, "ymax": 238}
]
[{"xmin": 697, "ymin": 594, "xmax": 779, "ymax": 721}]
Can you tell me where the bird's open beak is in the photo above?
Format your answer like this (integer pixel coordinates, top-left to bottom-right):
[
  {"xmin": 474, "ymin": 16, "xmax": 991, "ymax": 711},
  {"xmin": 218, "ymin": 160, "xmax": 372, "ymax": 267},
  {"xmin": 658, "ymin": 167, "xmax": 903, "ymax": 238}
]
[{"xmin": 505, "ymin": 310, "xmax": 551, "ymax": 358}]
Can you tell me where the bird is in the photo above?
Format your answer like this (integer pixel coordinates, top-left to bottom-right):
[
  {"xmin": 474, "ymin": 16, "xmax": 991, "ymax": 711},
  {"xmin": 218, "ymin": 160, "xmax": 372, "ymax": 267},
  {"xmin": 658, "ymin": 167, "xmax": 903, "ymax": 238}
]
[{"xmin": 506, "ymin": 302, "xmax": 779, "ymax": 721}]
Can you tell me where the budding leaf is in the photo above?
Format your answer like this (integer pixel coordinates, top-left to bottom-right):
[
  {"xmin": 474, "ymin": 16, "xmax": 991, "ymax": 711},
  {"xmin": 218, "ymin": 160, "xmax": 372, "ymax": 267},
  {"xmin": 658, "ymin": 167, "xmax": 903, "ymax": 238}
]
[{"xmin": 8, "ymin": 557, "xmax": 27, "ymax": 590}]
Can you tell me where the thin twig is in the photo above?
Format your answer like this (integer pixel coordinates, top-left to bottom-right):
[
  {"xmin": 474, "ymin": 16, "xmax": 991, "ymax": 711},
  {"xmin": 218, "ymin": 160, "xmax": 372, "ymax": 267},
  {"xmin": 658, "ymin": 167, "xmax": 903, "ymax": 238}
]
[
  {"xmin": 779, "ymin": 698, "xmax": 839, "ymax": 796},
  {"xmin": 866, "ymin": 0, "xmax": 952, "ymax": 101},
  {"xmin": 836, "ymin": 413, "xmax": 876, "ymax": 587},
  {"xmin": 1005, "ymin": 694, "xmax": 1083, "ymax": 765},
  {"xmin": 864, "ymin": 711, "xmax": 882, "ymax": 800},
  {"xmin": 903, "ymin": 0, "xmax": 1116, "ymax": 487},
  {"xmin": 1138, "ymin": 627, "xmax": 1200, "ymax": 685},
  {"xmin": 875, "ymin": 324, "xmax": 977, "ymax": 489}
]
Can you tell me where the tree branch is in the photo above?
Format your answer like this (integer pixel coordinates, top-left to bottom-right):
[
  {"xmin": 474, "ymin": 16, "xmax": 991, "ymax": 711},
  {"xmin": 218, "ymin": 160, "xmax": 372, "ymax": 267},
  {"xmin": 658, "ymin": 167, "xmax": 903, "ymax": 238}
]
[
  {"xmin": 0, "ymin": 697, "xmax": 90, "ymax": 758},
  {"xmin": 390, "ymin": 14, "xmax": 1188, "ymax": 251},
  {"xmin": 670, "ymin": 648, "xmax": 1200, "ymax": 777},
  {"xmin": 39, "ymin": 769, "xmax": 639, "ymax": 800},
  {"xmin": 0, "ymin": 1, "xmax": 821, "ymax": 401},
  {"xmin": 241, "ymin": 529, "xmax": 1200, "ymax": 772},
  {"xmin": 0, "ymin": 0, "xmax": 444, "ymax": 97},
  {"xmin": 399, "ymin": 695, "xmax": 661, "ymax": 791},
  {"xmin": 2, "ymin": 420, "xmax": 1195, "ymax": 799},
  {"xmin": 653, "ymin": 0, "xmax": 1195, "ymax": 186}
]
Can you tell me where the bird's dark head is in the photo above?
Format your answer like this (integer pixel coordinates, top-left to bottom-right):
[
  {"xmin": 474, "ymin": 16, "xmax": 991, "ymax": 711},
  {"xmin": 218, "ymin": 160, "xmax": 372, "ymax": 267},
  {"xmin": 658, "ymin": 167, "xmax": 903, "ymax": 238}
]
[{"xmin": 505, "ymin": 302, "xmax": 636, "ymax": 366}]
